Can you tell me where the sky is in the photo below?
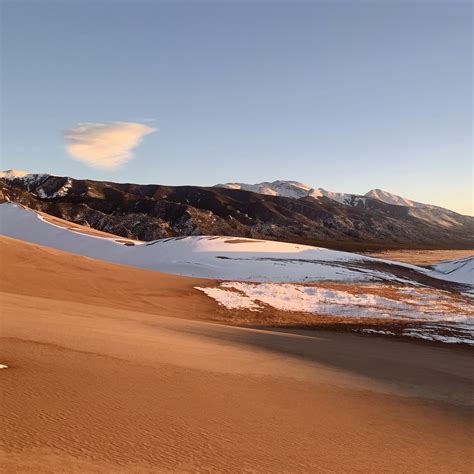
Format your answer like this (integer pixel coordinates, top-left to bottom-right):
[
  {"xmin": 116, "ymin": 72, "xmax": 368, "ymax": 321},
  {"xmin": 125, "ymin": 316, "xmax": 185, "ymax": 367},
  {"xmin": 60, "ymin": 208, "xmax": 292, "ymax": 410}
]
[{"xmin": 1, "ymin": 0, "xmax": 472, "ymax": 214}]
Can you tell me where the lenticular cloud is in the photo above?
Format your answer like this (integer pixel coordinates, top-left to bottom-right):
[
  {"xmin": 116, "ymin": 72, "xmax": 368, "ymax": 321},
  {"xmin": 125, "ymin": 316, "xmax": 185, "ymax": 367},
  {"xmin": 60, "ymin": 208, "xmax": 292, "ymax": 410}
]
[{"xmin": 63, "ymin": 122, "xmax": 156, "ymax": 169}]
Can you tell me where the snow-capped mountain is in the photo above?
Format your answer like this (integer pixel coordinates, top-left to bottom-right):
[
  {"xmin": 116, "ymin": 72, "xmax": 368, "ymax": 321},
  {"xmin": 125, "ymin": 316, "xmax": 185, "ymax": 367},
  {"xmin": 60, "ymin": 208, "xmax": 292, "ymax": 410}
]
[
  {"xmin": 365, "ymin": 189, "xmax": 428, "ymax": 208},
  {"xmin": 214, "ymin": 180, "xmax": 357, "ymax": 205},
  {"xmin": 0, "ymin": 170, "xmax": 51, "ymax": 192},
  {"xmin": 215, "ymin": 181, "xmax": 470, "ymax": 228},
  {"xmin": 363, "ymin": 189, "xmax": 468, "ymax": 228},
  {"xmin": 0, "ymin": 169, "xmax": 30, "ymax": 179},
  {"xmin": 214, "ymin": 180, "xmax": 314, "ymax": 199},
  {"xmin": 1, "ymin": 172, "xmax": 473, "ymax": 249}
]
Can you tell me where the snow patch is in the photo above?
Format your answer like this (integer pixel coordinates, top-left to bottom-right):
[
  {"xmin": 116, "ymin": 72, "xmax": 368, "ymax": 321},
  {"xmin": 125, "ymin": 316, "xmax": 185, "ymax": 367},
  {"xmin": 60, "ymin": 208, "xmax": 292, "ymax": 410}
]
[
  {"xmin": 429, "ymin": 256, "xmax": 473, "ymax": 285},
  {"xmin": 361, "ymin": 329, "xmax": 396, "ymax": 336},
  {"xmin": 196, "ymin": 286, "xmax": 260, "ymax": 310},
  {"xmin": 196, "ymin": 282, "xmax": 472, "ymax": 322},
  {"xmin": 51, "ymin": 178, "xmax": 73, "ymax": 198},
  {"xmin": 196, "ymin": 282, "xmax": 474, "ymax": 344}
]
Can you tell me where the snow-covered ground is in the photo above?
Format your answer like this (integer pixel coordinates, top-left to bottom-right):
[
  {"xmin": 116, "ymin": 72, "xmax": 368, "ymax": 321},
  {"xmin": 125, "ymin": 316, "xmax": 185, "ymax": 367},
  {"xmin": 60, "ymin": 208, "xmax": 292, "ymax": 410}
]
[
  {"xmin": 197, "ymin": 283, "xmax": 470, "ymax": 321},
  {"xmin": 0, "ymin": 202, "xmax": 471, "ymax": 284},
  {"xmin": 1, "ymin": 202, "xmax": 472, "ymax": 345},
  {"xmin": 0, "ymin": 202, "xmax": 434, "ymax": 283},
  {"xmin": 430, "ymin": 256, "xmax": 473, "ymax": 285},
  {"xmin": 195, "ymin": 283, "xmax": 473, "ymax": 345}
]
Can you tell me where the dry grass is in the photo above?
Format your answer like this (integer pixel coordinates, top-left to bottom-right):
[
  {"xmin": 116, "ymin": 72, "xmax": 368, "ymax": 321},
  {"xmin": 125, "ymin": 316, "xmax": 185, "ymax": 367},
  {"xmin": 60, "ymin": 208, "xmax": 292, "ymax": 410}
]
[{"xmin": 362, "ymin": 249, "xmax": 474, "ymax": 266}]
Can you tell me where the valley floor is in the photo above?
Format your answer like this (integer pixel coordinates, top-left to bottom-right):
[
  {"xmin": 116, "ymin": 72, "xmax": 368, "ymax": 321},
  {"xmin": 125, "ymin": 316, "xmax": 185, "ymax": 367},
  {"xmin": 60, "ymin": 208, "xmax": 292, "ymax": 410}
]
[
  {"xmin": 362, "ymin": 248, "xmax": 474, "ymax": 266},
  {"xmin": 1, "ymin": 237, "xmax": 473, "ymax": 472}
]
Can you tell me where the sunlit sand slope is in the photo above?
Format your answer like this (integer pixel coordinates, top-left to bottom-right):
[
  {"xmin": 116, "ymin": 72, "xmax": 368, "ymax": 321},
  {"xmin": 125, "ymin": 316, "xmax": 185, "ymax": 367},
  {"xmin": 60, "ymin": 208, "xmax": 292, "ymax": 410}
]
[{"xmin": 1, "ymin": 236, "xmax": 473, "ymax": 472}]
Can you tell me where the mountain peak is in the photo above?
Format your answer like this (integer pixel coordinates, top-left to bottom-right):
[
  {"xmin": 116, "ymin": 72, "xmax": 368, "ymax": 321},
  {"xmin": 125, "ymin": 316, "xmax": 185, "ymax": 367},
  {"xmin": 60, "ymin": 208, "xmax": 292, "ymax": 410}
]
[
  {"xmin": 365, "ymin": 189, "xmax": 426, "ymax": 209},
  {"xmin": 213, "ymin": 180, "xmax": 469, "ymax": 226},
  {"xmin": 0, "ymin": 169, "xmax": 30, "ymax": 179},
  {"xmin": 214, "ymin": 180, "xmax": 361, "ymax": 206},
  {"xmin": 214, "ymin": 180, "xmax": 313, "ymax": 199}
]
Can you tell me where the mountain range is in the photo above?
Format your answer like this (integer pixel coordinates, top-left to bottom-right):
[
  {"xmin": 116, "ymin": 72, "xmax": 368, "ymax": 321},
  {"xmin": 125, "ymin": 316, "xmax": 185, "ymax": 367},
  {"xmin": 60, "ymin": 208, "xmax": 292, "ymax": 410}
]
[
  {"xmin": 215, "ymin": 180, "xmax": 469, "ymax": 228},
  {"xmin": 1, "ymin": 170, "xmax": 473, "ymax": 251}
]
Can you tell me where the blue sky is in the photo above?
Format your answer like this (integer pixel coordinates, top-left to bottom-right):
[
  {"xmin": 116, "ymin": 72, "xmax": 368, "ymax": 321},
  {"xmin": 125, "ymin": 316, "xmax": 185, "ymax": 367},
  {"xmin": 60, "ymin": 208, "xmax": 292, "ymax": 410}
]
[{"xmin": 1, "ymin": 0, "xmax": 472, "ymax": 214}]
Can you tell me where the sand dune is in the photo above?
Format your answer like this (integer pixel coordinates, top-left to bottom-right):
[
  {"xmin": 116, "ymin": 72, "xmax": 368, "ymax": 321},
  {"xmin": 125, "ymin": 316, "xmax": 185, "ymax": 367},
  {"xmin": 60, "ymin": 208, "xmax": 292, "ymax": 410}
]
[
  {"xmin": 3, "ymin": 202, "xmax": 472, "ymax": 285},
  {"xmin": 1, "ymin": 236, "xmax": 473, "ymax": 472}
]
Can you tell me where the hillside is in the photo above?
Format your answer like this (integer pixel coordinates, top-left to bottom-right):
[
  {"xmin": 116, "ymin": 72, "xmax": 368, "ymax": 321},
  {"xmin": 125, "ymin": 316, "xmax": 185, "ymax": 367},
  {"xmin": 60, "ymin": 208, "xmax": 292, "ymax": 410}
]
[
  {"xmin": 2, "ymin": 202, "xmax": 472, "ymax": 287},
  {"xmin": 1, "ymin": 172, "xmax": 473, "ymax": 250},
  {"xmin": 217, "ymin": 180, "xmax": 472, "ymax": 229},
  {"xmin": 1, "ymin": 203, "xmax": 472, "ymax": 345}
]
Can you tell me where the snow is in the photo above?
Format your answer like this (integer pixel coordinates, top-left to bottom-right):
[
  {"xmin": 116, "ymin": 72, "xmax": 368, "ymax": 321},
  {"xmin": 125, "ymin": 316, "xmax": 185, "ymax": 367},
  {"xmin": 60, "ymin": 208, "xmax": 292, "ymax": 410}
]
[
  {"xmin": 0, "ymin": 203, "xmax": 470, "ymax": 287},
  {"xmin": 361, "ymin": 329, "xmax": 396, "ymax": 336},
  {"xmin": 364, "ymin": 189, "xmax": 457, "ymax": 216},
  {"xmin": 401, "ymin": 328, "xmax": 474, "ymax": 346},
  {"xmin": 51, "ymin": 178, "xmax": 73, "ymax": 198},
  {"xmin": 195, "ymin": 282, "xmax": 472, "ymax": 322},
  {"xmin": 0, "ymin": 202, "xmax": 403, "ymax": 283},
  {"xmin": 309, "ymin": 188, "xmax": 359, "ymax": 205},
  {"xmin": 430, "ymin": 256, "xmax": 473, "ymax": 285},
  {"xmin": 1, "ymin": 202, "xmax": 471, "ymax": 345},
  {"xmin": 197, "ymin": 287, "xmax": 260, "ymax": 310},
  {"xmin": 215, "ymin": 181, "xmax": 427, "ymax": 209},
  {"xmin": 196, "ymin": 283, "xmax": 412, "ymax": 317},
  {"xmin": 214, "ymin": 180, "xmax": 314, "ymax": 199},
  {"xmin": 362, "ymin": 328, "xmax": 474, "ymax": 345},
  {"xmin": 214, "ymin": 180, "xmax": 358, "ymax": 204},
  {"xmin": 1, "ymin": 171, "xmax": 51, "ymax": 191},
  {"xmin": 365, "ymin": 189, "xmax": 427, "ymax": 208},
  {"xmin": 0, "ymin": 169, "xmax": 29, "ymax": 179},
  {"xmin": 364, "ymin": 189, "xmax": 469, "ymax": 228},
  {"xmin": 196, "ymin": 282, "xmax": 474, "ymax": 344},
  {"xmin": 214, "ymin": 181, "xmax": 468, "ymax": 227},
  {"xmin": 2, "ymin": 172, "xmax": 73, "ymax": 199}
]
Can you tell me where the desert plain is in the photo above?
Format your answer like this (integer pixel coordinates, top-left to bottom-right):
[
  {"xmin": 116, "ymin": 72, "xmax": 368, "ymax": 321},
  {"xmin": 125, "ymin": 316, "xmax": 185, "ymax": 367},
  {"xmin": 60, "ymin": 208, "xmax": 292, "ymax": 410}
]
[{"xmin": 1, "ymin": 236, "xmax": 473, "ymax": 472}]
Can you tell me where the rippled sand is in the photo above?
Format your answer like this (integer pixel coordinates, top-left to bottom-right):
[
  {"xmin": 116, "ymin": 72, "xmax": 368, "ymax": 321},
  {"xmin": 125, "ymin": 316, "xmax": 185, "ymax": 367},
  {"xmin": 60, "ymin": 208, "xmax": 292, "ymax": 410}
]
[{"xmin": 1, "ymin": 236, "xmax": 473, "ymax": 472}]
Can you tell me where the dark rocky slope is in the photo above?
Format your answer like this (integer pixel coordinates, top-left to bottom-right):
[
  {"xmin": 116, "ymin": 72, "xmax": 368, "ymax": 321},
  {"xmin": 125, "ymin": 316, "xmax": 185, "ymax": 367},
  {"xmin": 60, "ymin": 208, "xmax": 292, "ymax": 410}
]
[{"xmin": 1, "ymin": 174, "xmax": 473, "ymax": 251}]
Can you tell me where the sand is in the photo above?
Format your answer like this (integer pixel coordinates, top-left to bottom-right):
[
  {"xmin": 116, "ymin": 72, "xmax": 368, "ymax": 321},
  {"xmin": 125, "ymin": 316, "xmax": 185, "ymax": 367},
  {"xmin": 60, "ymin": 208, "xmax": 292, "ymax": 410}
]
[
  {"xmin": 1, "ymin": 236, "xmax": 473, "ymax": 472},
  {"xmin": 362, "ymin": 249, "xmax": 474, "ymax": 266}
]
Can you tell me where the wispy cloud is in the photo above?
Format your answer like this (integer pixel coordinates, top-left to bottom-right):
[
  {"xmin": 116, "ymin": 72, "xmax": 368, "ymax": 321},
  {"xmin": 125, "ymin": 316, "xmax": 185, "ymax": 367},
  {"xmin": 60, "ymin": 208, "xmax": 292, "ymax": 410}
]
[{"xmin": 63, "ymin": 122, "xmax": 156, "ymax": 169}]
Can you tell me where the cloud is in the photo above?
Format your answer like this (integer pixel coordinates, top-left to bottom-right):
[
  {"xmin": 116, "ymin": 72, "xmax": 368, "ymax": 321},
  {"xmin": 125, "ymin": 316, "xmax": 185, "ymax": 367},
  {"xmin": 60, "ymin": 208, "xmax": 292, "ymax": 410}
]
[{"xmin": 63, "ymin": 122, "xmax": 156, "ymax": 169}]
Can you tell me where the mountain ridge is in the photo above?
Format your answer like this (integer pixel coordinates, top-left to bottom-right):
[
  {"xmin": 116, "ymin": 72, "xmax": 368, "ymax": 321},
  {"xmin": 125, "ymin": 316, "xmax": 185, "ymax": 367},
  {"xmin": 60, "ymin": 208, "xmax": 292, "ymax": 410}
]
[
  {"xmin": 1, "ymin": 172, "xmax": 473, "ymax": 251},
  {"xmin": 215, "ymin": 180, "xmax": 471, "ymax": 227},
  {"xmin": 215, "ymin": 180, "xmax": 468, "ymax": 214}
]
